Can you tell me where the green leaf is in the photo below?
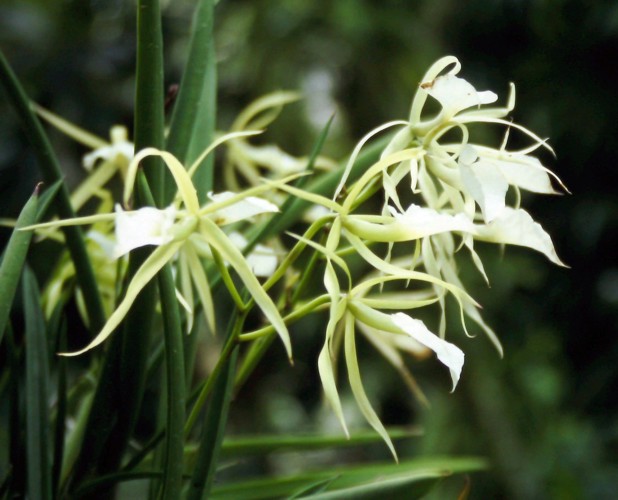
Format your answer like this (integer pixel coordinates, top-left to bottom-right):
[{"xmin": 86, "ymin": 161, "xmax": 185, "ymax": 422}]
[
  {"xmin": 0, "ymin": 186, "xmax": 38, "ymax": 345},
  {"xmin": 220, "ymin": 427, "xmax": 422, "ymax": 457},
  {"xmin": 35, "ymin": 180, "xmax": 63, "ymax": 222},
  {"xmin": 23, "ymin": 267, "xmax": 52, "ymax": 500},
  {"xmin": 166, "ymin": 0, "xmax": 216, "ymax": 202},
  {"xmin": 0, "ymin": 49, "xmax": 105, "ymax": 333},
  {"xmin": 157, "ymin": 264, "xmax": 187, "ymax": 500},
  {"xmin": 134, "ymin": 0, "xmax": 165, "ymax": 204},
  {"xmin": 5, "ymin": 323, "xmax": 23, "ymax": 497},
  {"xmin": 209, "ymin": 457, "xmax": 487, "ymax": 499},
  {"xmin": 287, "ymin": 477, "xmax": 338, "ymax": 499},
  {"xmin": 188, "ymin": 346, "xmax": 239, "ymax": 500},
  {"xmin": 51, "ymin": 319, "xmax": 67, "ymax": 498},
  {"xmin": 296, "ymin": 471, "xmax": 440, "ymax": 499}
]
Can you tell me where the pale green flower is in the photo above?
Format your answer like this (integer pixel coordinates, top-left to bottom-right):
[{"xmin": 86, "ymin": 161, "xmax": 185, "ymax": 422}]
[
  {"xmin": 113, "ymin": 204, "xmax": 176, "ymax": 258},
  {"xmin": 422, "ymin": 72, "xmax": 498, "ymax": 120},
  {"xmin": 474, "ymin": 207, "xmax": 566, "ymax": 266},
  {"xmin": 312, "ymin": 258, "xmax": 467, "ymax": 459},
  {"xmin": 390, "ymin": 312, "xmax": 464, "ymax": 390},
  {"xmin": 26, "ymin": 146, "xmax": 293, "ymax": 357},
  {"xmin": 82, "ymin": 126, "xmax": 134, "ymax": 172},
  {"xmin": 35, "ymin": 104, "xmax": 134, "ymax": 212}
]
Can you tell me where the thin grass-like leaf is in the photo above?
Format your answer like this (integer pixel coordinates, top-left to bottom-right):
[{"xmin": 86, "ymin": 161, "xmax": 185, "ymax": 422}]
[
  {"xmin": 0, "ymin": 49, "xmax": 105, "ymax": 332},
  {"xmin": 220, "ymin": 427, "xmax": 422, "ymax": 457},
  {"xmin": 23, "ymin": 267, "xmax": 52, "ymax": 500},
  {"xmin": 6, "ymin": 323, "xmax": 24, "ymax": 497},
  {"xmin": 210, "ymin": 457, "xmax": 487, "ymax": 499},
  {"xmin": 134, "ymin": 0, "xmax": 165, "ymax": 204},
  {"xmin": 0, "ymin": 186, "xmax": 38, "ymax": 344},
  {"xmin": 166, "ymin": 0, "xmax": 216, "ymax": 201},
  {"xmin": 295, "ymin": 471, "xmax": 441, "ymax": 499},
  {"xmin": 51, "ymin": 320, "xmax": 67, "ymax": 499},
  {"xmin": 188, "ymin": 346, "xmax": 239, "ymax": 500},
  {"xmin": 288, "ymin": 477, "xmax": 339, "ymax": 499},
  {"xmin": 157, "ymin": 264, "xmax": 187, "ymax": 500}
]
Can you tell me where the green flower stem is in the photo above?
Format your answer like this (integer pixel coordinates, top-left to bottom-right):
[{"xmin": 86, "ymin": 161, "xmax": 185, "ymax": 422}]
[
  {"xmin": 238, "ymin": 295, "xmax": 330, "ymax": 342},
  {"xmin": 157, "ymin": 264, "xmax": 186, "ymax": 500},
  {"xmin": 234, "ymin": 222, "xmax": 330, "ymax": 390},
  {"xmin": 0, "ymin": 50, "xmax": 106, "ymax": 333},
  {"xmin": 211, "ymin": 248, "xmax": 245, "ymax": 310},
  {"xmin": 289, "ymin": 225, "xmax": 330, "ymax": 304},
  {"xmin": 260, "ymin": 217, "xmax": 329, "ymax": 296},
  {"xmin": 234, "ymin": 295, "xmax": 330, "ymax": 391},
  {"xmin": 252, "ymin": 134, "xmax": 391, "ymax": 241}
]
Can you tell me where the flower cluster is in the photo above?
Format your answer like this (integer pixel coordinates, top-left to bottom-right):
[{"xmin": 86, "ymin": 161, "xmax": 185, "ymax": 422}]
[
  {"xmin": 24, "ymin": 56, "xmax": 565, "ymax": 457},
  {"xmin": 272, "ymin": 56, "xmax": 565, "ymax": 455}
]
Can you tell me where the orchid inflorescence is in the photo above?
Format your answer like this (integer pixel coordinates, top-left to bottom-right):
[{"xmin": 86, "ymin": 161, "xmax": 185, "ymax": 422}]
[{"xmin": 25, "ymin": 56, "xmax": 565, "ymax": 456}]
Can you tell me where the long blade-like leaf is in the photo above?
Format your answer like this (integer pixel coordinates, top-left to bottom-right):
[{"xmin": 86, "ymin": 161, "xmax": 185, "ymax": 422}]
[
  {"xmin": 23, "ymin": 267, "xmax": 52, "ymax": 500},
  {"xmin": 157, "ymin": 263, "xmax": 187, "ymax": 500},
  {"xmin": 220, "ymin": 427, "xmax": 422, "ymax": 457},
  {"xmin": 165, "ymin": 0, "xmax": 216, "ymax": 202},
  {"xmin": 0, "ymin": 186, "xmax": 38, "ymax": 344},
  {"xmin": 188, "ymin": 346, "xmax": 239, "ymax": 500},
  {"xmin": 0, "ymin": 49, "xmax": 105, "ymax": 333},
  {"xmin": 210, "ymin": 457, "xmax": 487, "ymax": 499}
]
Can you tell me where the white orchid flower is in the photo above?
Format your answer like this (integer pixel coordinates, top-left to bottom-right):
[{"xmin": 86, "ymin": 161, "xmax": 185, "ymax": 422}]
[
  {"xmin": 223, "ymin": 91, "xmax": 336, "ymax": 190},
  {"xmin": 474, "ymin": 207, "xmax": 566, "ymax": 266},
  {"xmin": 207, "ymin": 191, "xmax": 279, "ymax": 225},
  {"xmin": 390, "ymin": 312, "xmax": 464, "ymax": 391},
  {"xmin": 458, "ymin": 145, "xmax": 509, "ymax": 223},
  {"xmin": 342, "ymin": 204, "xmax": 476, "ymax": 243},
  {"xmin": 113, "ymin": 204, "xmax": 176, "ymax": 258},
  {"xmin": 423, "ymin": 73, "xmax": 498, "ymax": 120},
  {"xmin": 83, "ymin": 126, "xmax": 134, "ymax": 171},
  {"xmin": 25, "ymin": 146, "xmax": 293, "ymax": 358}
]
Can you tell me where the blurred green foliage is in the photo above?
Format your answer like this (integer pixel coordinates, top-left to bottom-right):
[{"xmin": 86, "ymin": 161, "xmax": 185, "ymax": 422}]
[{"xmin": 1, "ymin": 0, "xmax": 617, "ymax": 498}]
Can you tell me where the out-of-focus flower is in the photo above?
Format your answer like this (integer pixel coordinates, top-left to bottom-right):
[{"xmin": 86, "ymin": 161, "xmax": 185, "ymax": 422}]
[
  {"xmin": 35, "ymin": 105, "xmax": 135, "ymax": 212},
  {"xmin": 223, "ymin": 91, "xmax": 336, "ymax": 190}
]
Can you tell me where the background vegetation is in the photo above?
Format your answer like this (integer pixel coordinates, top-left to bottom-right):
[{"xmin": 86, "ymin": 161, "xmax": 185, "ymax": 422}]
[{"xmin": 1, "ymin": 0, "xmax": 616, "ymax": 498}]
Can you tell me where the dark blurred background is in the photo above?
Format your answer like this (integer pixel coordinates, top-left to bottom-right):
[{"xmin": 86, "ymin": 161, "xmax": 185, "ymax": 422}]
[{"xmin": 1, "ymin": 0, "xmax": 617, "ymax": 498}]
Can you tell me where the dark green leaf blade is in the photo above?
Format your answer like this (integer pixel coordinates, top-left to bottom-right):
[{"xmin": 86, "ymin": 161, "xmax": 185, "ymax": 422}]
[
  {"xmin": 0, "ymin": 186, "xmax": 38, "ymax": 345},
  {"xmin": 220, "ymin": 427, "xmax": 422, "ymax": 457},
  {"xmin": 210, "ymin": 457, "xmax": 487, "ymax": 500},
  {"xmin": 0, "ymin": 49, "xmax": 105, "ymax": 333},
  {"xmin": 23, "ymin": 267, "xmax": 52, "ymax": 500},
  {"xmin": 188, "ymin": 346, "xmax": 239, "ymax": 500}
]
